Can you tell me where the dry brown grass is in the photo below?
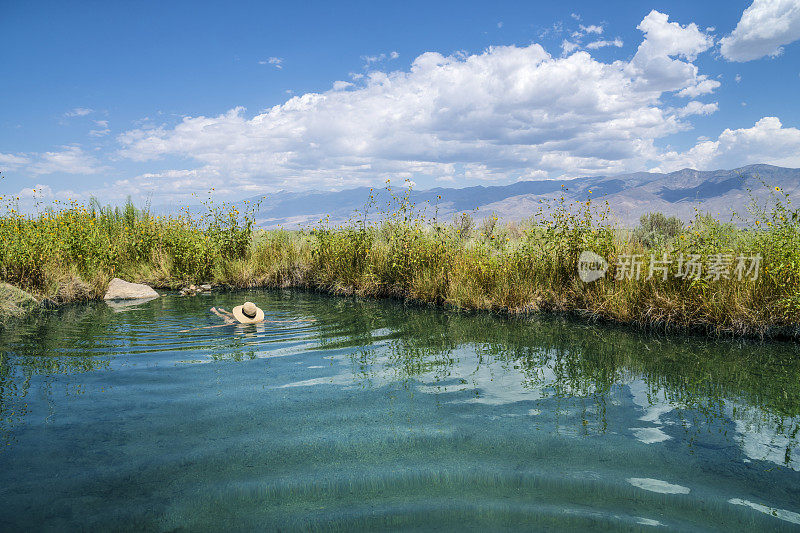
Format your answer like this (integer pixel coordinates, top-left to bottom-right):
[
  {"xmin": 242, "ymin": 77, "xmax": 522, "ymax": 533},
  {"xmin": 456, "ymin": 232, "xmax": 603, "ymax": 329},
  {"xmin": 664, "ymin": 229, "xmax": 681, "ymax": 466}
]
[{"xmin": 3, "ymin": 188, "xmax": 800, "ymax": 338}]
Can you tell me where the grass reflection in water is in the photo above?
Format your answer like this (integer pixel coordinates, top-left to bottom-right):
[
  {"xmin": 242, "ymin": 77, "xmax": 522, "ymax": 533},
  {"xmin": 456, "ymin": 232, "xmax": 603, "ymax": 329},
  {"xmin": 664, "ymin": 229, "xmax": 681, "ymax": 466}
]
[{"xmin": 0, "ymin": 290, "xmax": 798, "ymax": 530}]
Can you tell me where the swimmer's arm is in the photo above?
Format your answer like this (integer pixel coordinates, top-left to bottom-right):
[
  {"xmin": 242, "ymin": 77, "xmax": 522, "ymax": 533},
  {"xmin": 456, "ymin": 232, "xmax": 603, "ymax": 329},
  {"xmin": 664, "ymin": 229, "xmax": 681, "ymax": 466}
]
[{"xmin": 210, "ymin": 307, "xmax": 236, "ymax": 323}]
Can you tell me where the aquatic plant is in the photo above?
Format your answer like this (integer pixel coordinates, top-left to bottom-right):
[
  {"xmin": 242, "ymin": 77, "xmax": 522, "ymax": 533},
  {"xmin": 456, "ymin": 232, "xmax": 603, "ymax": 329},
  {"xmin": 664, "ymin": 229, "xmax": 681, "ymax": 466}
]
[
  {"xmin": 2, "ymin": 180, "xmax": 800, "ymax": 337},
  {"xmin": 0, "ymin": 192, "xmax": 258, "ymax": 299}
]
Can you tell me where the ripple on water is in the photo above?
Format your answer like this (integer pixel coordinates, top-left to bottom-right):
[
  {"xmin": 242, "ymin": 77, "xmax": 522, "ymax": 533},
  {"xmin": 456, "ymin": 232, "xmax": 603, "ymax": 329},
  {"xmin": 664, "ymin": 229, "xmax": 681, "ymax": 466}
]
[
  {"xmin": 627, "ymin": 478, "xmax": 691, "ymax": 494},
  {"xmin": 729, "ymin": 498, "xmax": 800, "ymax": 526},
  {"xmin": 0, "ymin": 290, "xmax": 799, "ymax": 530}
]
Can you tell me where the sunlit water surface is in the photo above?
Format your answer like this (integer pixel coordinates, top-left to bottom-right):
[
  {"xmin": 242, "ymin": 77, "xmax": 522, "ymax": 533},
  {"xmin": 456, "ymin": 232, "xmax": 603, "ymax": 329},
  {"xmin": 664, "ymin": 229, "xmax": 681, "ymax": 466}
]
[{"xmin": 1, "ymin": 290, "xmax": 799, "ymax": 531}]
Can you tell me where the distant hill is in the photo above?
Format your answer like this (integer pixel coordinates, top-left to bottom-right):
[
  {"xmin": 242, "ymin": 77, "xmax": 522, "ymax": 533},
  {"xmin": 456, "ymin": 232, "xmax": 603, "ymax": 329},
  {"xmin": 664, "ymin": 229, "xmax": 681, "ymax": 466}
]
[{"xmin": 238, "ymin": 164, "xmax": 800, "ymax": 228}]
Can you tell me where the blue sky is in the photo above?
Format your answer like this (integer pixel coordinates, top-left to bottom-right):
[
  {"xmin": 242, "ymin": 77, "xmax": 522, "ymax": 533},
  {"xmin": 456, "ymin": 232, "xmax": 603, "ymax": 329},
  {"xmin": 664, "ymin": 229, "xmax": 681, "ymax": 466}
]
[{"xmin": 2, "ymin": 0, "xmax": 800, "ymax": 206}]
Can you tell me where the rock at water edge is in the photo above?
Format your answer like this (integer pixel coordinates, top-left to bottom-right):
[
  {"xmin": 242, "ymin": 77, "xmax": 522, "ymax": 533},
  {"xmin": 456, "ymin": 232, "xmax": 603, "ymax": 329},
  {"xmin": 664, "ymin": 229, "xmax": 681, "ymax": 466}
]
[{"xmin": 103, "ymin": 278, "xmax": 159, "ymax": 300}]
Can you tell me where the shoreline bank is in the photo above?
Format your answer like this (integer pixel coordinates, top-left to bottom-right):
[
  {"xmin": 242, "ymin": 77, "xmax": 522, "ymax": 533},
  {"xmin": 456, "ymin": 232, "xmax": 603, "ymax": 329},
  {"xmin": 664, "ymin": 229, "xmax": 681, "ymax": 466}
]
[
  {"xmin": 4, "ymin": 191, "xmax": 800, "ymax": 339},
  {"xmin": 3, "ymin": 279, "xmax": 799, "ymax": 342}
]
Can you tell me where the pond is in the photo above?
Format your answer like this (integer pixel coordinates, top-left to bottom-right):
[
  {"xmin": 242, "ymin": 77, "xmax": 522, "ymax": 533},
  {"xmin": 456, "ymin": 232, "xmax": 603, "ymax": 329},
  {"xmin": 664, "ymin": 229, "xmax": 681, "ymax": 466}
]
[{"xmin": 1, "ymin": 290, "xmax": 799, "ymax": 530}]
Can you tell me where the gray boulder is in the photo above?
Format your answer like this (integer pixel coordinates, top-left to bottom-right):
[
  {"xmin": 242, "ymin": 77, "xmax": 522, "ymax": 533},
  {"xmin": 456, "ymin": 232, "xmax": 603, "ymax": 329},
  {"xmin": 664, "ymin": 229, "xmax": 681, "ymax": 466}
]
[{"xmin": 104, "ymin": 278, "xmax": 159, "ymax": 300}]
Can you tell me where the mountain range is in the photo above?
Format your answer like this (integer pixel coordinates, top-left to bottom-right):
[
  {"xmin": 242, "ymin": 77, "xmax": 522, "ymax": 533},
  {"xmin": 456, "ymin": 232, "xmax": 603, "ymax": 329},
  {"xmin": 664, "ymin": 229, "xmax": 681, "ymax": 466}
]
[{"xmin": 241, "ymin": 164, "xmax": 800, "ymax": 228}]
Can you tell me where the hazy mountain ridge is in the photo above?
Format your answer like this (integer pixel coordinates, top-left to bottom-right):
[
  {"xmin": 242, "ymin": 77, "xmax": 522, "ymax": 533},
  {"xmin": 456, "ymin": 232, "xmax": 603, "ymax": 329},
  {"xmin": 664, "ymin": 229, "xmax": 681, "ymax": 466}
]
[{"xmin": 241, "ymin": 164, "xmax": 800, "ymax": 228}]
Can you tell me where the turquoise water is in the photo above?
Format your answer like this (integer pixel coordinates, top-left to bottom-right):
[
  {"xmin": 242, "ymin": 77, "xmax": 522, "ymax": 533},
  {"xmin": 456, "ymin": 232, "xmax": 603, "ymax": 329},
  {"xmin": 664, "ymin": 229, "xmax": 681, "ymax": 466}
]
[{"xmin": 1, "ymin": 290, "xmax": 799, "ymax": 531}]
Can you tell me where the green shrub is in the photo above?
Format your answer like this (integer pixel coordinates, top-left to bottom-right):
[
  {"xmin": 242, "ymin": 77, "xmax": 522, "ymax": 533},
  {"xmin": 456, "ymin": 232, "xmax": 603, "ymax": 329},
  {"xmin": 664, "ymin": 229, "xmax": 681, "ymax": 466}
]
[{"xmin": 633, "ymin": 212, "xmax": 684, "ymax": 248}]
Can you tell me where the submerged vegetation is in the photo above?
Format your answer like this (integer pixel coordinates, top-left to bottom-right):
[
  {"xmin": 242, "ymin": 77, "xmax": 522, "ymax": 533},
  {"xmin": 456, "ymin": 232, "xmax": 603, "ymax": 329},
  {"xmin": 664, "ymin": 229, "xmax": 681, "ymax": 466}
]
[{"xmin": 2, "ymin": 181, "xmax": 800, "ymax": 337}]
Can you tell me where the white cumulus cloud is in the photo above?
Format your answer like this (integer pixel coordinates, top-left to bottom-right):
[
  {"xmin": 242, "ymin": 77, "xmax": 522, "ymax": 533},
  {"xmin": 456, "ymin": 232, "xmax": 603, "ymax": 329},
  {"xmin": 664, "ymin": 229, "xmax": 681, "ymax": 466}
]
[
  {"xmin": 656, "ymin": 117, "xmax": 800, "ymax": 171},
  {"xmin": 113, "ymin": 11, "xmax": 722, "ymax": 197},
  {"xmin": 561, "ymin": 39, "xmax": 580, "ymax": 55},
  {"xmin": 676, "ymin": 75, "xmax": 721, "ymax": 98},
  {"xmin": 89, "ymin": 120, "xmax": 110, "ymax": 137},
  {"xmin": 676, "ymin": 100, "xmax": 719, "ymax": 117},
  {"xmin": 720, "ymin": 0, "xmax": 800, "ymax": 61},
  {"xmin": 0, "ymin": 152, "xmax": 31, "ymax": 170},
  {"xmin": 17, "ymin": 184, "xmax": 54, "ymax": 199},
  {"xmin": 361, "ymin": 52, "xmax": 400, "ymax": 68},
  {"xmin": 64, "ymin": 107, "xmax": 93, "ymax": 118},
  {"xmin": 27, "ymin": 146, "xmax": 106, "ymax": 175},
  {"xmin": 332, "ymin": 80, "xmax": 353, "ymax": 91},
  {"xmin": 259, "ymin": 57, "xmax": 283, "ymax": 69},
  {"xmin": 627, "ymin": 10, "xmax": 715, "ymax": 94},
  {"xmin": 586, "ymin": 38, "xmax": 624, "ymax": 50},
  {"xmin": 579, "ymin": 24, "xmax": 604, "ymax": 35}
]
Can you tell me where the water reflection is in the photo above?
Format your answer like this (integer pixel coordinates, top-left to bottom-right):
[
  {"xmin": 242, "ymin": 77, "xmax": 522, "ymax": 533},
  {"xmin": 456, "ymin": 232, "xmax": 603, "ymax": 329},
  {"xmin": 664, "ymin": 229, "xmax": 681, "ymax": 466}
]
[
  {"xmin": 1, "ymin": 290, "xmax": 799, "ymax": 529},
  {"xmin": 2, "ymin": 291, "xmax": 800, "ymax": 467},
  {"xmin": 312, "ymin": 299, "xmax": 800, "ymax": 471}
]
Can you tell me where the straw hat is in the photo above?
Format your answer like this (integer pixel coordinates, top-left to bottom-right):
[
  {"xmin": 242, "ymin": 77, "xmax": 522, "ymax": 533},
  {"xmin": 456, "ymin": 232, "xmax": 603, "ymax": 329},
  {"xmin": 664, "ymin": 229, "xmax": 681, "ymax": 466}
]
[{"xmin": 232, "ymin": 301, "xmax": 264, "ymax": 324}]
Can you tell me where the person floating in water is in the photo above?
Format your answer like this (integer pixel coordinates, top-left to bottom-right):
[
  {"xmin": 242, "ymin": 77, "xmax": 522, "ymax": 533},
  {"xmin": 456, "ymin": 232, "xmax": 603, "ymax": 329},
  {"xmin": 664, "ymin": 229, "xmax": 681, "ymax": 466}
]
[
  {"xmin": 211, "ymin": 301, "xmax": 264, "ymax": 324},
  {"xmin": 179, "ymin": 301, "xmax": 314, "ymax": 332}
]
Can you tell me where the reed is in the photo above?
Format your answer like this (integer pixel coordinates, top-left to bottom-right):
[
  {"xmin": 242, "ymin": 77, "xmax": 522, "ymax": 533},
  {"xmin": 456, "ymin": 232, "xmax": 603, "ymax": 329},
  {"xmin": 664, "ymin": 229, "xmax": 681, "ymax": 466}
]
[{"xmin": 1, "ymin": 182, "xmax": 799, "ymax": 337}]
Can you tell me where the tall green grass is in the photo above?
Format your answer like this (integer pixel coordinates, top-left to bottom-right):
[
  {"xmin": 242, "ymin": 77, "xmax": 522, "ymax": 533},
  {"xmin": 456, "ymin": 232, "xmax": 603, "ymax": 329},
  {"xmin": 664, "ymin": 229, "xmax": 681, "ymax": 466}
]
[
  {"xmin": 304, "ymin": 184, "xmax": 800, "ymax": 336},
  {"xmin": 2, "ymin": 182, "xmax": 799, "ymax": 337},
  {"xmin": 0, "ymin": 194, "xmax": 257, "ymax": 300}
]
